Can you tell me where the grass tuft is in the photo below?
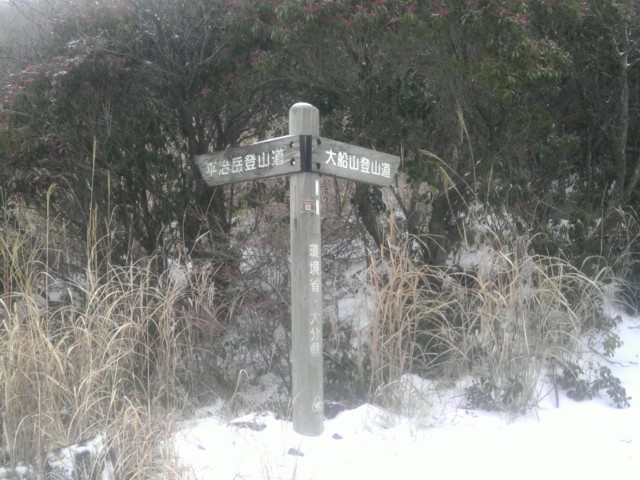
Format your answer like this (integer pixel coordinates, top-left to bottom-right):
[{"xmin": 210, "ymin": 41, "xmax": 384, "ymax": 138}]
[
  {"xmin": 365, "ymin": 222, "xmax": 617, "ymax": 416},
  {"xmin": 0, "ymin": 198, "xmax": 225, "ymax": 477}
]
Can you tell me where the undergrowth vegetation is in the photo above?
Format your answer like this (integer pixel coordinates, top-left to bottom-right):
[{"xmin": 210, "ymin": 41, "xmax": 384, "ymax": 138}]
[
  {"xmin": 360, "ymin": 221, "xmax": 631, "ymax": 416},
  {"xmin": 0, "ymin": 199, "xmax": 228, "ymax": 478},
  {"xmin": 0, "ymin": 189, "xmax": 634, "ymax": 475}
]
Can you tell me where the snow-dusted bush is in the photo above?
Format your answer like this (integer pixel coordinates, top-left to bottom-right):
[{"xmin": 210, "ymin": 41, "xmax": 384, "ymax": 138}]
[{"xmin": 365, "ymin": 222, "xmax": 625, "ymax": 416}]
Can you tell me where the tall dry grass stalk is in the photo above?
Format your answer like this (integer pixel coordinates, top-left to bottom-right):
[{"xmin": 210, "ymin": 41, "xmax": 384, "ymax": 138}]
[
  {"xmin": 0, "ymin": 197, "xmax": 222, "ymax": 477},
  {"xmin": 366, "ymin": 223, "xmax": 615, "ymax": 415},
  {"xmin": 366, "ymin": 242, "xmax": 453, "ymax": 400}
]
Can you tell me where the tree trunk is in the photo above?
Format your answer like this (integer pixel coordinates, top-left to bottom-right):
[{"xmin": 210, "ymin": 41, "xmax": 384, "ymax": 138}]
[
  {"xmin": 424, "ymin": 192, "xmax": 457, "ymax": 266},
  {"xmin": 354, "ymin": 183, "xmax": 384, "ymax": 250}
]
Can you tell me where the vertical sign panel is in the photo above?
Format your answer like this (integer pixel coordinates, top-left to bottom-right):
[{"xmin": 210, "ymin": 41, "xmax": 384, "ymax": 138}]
[{"xmin": 289, "ymin": 103, "xmax": 324, "ymax": 436}]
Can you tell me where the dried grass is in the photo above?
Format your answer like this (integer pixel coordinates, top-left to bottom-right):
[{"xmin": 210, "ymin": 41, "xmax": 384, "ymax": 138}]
[
  {"xmin": 0, "ymin": 197, "xmax": 224, "ymax": 477},
  {"xmin": 366, "ymin": 222, "xmax": 615, "ymax": 416}
]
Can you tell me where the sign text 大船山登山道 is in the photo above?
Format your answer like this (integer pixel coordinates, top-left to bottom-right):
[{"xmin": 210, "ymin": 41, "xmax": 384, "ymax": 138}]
[{"xmin": 310, "ymin": 137, "xmax": 399, "ymax": 187}]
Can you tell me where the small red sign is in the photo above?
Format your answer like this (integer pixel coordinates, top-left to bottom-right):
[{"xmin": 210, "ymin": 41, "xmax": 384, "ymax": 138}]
[{"xmin": 302, "ymin": 199, "xmax": 316, "ymax": 214}]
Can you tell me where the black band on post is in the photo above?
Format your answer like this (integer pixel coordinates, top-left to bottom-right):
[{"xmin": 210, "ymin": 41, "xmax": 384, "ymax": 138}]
[{"xmin": 300, "ymin": 135, "xmax": 313, "ymax": 172}]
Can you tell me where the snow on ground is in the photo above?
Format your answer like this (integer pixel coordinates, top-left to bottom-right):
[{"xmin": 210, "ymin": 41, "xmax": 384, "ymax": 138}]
[{"xmin": 173, "ymin": 310, "xmax": 640, "ymax": 480}]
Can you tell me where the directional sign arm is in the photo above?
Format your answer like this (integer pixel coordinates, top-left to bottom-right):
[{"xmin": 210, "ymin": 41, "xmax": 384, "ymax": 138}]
[
  {"xmin": 310, "ymin": 137, "xmax": 400, "ymax": 187},
  {"xmin": 195, "ymin": 135, "xmax": 300, "ymax": 186}
]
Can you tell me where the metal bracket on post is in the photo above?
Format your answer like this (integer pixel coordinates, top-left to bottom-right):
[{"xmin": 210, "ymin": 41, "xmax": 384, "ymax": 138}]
[{"xmin": 300, "ymin": 135, "xmax": 313, "ymax": 173}]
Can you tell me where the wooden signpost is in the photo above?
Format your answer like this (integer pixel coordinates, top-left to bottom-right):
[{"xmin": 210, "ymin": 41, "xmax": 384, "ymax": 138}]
[{"xmin": 195, "ymin": 103, "xmax": 400, "ymax": 436}]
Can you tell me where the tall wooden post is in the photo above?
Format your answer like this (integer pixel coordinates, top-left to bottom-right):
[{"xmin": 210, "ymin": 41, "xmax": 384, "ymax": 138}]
[
  {"xmin": 289, "ymin": 103, "xmax": 324, "ymax": 436},
  {"xmin": 195, "ymin": 102, "xmax": 400, "ymax": 437}
]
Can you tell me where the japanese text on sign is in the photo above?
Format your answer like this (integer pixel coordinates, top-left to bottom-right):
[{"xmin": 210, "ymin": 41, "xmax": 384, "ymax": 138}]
[
  {"xmin": 325, "ymin": 149, "xmax": 392, "ymax": 179},
  {"xmin": 205, "ymin": 148, "xmax": 286, "ymax": 178},
  {"xmin": 309, "ymin": 243, "xmax": 321, "ymax": 293},
  {"xmin": 310, "ymin": 311, "xmax": 321, "ymax": 358}
]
